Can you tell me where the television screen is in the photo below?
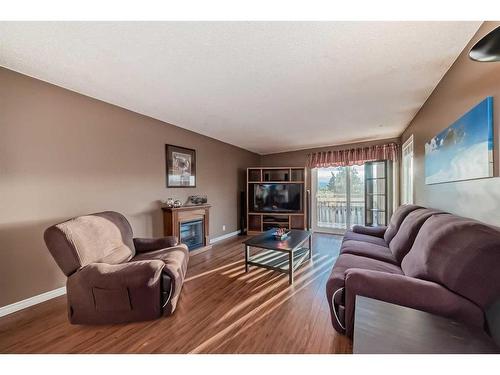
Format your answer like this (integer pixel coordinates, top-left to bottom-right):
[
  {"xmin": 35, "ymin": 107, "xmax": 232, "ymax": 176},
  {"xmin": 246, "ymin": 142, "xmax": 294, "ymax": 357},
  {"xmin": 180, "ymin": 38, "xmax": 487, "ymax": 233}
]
[{"xmin": 250, "ymin": 183, "xmax": 302, "ymax": 213}]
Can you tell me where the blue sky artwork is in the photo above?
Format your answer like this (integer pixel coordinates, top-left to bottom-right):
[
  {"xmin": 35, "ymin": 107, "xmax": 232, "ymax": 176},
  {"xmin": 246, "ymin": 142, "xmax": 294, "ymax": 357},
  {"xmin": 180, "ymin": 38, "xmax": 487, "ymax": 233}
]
[{"xmin": 425, "ymin": 97, "xmax": 493, "ymax": 184}]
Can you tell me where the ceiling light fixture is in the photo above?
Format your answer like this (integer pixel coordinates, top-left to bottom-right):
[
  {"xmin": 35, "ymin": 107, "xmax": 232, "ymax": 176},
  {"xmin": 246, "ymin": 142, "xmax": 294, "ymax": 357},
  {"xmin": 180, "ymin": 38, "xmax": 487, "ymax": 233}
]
[{"xmin": 469, "ymin": 26, "xmax": 500, "ymax": 62}]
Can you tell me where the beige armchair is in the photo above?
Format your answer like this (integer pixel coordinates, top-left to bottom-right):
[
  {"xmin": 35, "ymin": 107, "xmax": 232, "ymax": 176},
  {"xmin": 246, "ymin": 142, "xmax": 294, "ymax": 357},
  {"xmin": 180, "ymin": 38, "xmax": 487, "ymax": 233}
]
[{"xmin": 44, "ymin": 211, "xmax": 189, "ymax": 324}]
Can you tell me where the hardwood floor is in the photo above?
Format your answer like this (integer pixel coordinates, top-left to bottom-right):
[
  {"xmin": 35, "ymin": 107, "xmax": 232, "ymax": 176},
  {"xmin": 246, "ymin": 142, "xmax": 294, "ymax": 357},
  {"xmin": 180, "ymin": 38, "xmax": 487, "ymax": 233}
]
[{"xmin": 0, "ymin": 233, "xmax": 352, "ymax": 354}]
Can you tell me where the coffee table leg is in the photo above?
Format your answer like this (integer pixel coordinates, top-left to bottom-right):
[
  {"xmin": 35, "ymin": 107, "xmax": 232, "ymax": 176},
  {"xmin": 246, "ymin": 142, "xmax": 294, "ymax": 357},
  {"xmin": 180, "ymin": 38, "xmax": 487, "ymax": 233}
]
[
  {"xmin": 308, "ymin": 235, "xmax": 312, "ymax": 260},
  {"xmin": 245, "ymin": 245, "xmax": 249, "ymax": 272},
  {"xmin": 288, "ymin": 251, "xmax": 294, "ymax": 284}
]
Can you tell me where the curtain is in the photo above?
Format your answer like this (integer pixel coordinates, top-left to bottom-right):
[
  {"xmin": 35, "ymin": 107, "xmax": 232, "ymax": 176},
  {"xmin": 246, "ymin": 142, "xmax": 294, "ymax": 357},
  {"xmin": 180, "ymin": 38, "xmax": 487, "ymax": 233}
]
[{"xmin": 307, "ymin": 142, "xmax": 399, "ymax": 168}]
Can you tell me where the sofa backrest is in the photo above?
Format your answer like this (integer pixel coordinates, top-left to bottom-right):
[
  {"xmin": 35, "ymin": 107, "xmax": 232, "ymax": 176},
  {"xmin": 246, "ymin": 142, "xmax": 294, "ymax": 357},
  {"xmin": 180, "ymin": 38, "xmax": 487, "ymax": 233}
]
[
  {"xmin": 384, "ymin": 204, "xmax": 421, "ymax": 244},
  {"xmin": 389, "ymin": 208, "xmax": 443, "ymax": 263},
  {"xmin": 44, "ymin": 211, "xmax": 135, "ymax": 276},
  {"xmin": 401, "ymin": 214, "xmax": 500, "ymax": 309}
]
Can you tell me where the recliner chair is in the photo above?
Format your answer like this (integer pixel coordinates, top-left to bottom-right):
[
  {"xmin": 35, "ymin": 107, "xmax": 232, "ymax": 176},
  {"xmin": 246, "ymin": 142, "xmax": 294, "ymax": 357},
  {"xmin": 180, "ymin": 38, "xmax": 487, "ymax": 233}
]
[{"xmin": 44, "ymin": 211, "xmax": 189, "ymax": 324}]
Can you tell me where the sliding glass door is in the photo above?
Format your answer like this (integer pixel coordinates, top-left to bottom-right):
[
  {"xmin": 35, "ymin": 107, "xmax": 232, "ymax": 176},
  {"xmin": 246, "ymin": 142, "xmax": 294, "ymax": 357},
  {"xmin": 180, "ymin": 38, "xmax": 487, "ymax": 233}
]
[
  {"xmin": 312, "ymin": 165, "xmax": 365, "ymax": 234},
  {"xmin": 312, "ymin": 161, "xmax": 391, "ymax": 233}
]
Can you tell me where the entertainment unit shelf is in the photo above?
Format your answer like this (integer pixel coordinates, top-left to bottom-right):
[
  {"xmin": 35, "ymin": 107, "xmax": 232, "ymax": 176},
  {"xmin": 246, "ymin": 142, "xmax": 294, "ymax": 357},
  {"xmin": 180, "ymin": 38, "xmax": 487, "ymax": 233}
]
[{"xmin": 247, "ymin": 167, "xmax": 307, "ymax": 234}]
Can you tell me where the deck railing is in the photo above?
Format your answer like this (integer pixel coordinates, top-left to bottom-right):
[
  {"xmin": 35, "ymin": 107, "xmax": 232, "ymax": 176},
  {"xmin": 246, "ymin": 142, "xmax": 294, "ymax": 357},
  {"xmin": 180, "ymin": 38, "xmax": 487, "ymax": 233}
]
[{"xmin": 316, "ymin": 198, "xmax": 365, "ymax": 229}]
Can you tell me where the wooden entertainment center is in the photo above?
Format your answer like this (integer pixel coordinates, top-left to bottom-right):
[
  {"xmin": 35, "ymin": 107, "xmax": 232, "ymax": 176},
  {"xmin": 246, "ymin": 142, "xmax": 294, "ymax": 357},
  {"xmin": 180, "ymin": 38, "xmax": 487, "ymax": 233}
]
[{"xmin": 247, "ymin": 167, "xmax": 307, "ymax": 234}]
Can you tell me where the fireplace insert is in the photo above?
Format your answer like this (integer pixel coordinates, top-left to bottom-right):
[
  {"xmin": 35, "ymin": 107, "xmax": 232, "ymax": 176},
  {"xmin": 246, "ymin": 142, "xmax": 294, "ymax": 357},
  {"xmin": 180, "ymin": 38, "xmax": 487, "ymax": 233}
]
[{"xmin": 180, "ymin": 219, "xmax": 204, "ymax": 251}]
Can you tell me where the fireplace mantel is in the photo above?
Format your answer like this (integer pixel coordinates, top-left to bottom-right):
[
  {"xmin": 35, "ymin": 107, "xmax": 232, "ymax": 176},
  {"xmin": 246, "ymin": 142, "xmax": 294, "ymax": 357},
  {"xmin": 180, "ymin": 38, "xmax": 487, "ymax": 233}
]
[{"xmin": 161, "ymin": 204, "xmax": 212, "ymax": 255}]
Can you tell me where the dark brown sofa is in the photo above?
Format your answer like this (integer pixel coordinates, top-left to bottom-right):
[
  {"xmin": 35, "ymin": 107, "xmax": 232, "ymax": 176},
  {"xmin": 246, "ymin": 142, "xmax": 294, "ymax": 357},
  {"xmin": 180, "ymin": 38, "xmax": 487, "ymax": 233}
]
[
  {"xmin": 44, "ymin": 211, "xmax": 189, "ymax": 324},
  {"xmin": 326, "ymin": 205, "xmax": 500, "ymax": 338}
]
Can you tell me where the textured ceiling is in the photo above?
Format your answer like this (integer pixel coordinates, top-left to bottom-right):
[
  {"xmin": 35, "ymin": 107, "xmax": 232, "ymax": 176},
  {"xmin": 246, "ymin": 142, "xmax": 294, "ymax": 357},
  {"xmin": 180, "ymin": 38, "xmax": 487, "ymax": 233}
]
[{"xmin": 0, "ymin": 22, "xmax": 481, "ymax": 154}]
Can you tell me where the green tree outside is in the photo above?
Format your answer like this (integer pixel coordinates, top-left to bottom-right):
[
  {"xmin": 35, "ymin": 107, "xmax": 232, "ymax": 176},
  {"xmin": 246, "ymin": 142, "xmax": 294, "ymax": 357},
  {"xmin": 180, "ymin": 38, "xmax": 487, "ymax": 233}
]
[{"xmin": 323, "ymin": 167, "xmax": 364, "ymax": 196}]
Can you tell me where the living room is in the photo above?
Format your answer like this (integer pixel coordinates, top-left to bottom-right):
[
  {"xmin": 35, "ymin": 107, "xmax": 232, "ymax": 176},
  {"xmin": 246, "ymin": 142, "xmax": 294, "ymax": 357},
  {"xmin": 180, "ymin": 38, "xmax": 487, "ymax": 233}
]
[{"xmin": 1, "ymin": 0, "xmax": 500, "ymax": 372}]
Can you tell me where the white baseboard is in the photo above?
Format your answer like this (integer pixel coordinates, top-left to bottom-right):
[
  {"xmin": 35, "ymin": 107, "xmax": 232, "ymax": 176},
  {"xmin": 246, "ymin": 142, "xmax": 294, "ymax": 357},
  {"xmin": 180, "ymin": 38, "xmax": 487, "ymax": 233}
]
[
  {"xmin": 210, "ymin": 230, "xmax": 241, "ymax": 244},
  {"xmin": 0, "ymin": 230, "xmax": 243, "ymax": 318},
  {"xmin": 0, "ymin": 286, "xmax": 67, "ymax": 318}
]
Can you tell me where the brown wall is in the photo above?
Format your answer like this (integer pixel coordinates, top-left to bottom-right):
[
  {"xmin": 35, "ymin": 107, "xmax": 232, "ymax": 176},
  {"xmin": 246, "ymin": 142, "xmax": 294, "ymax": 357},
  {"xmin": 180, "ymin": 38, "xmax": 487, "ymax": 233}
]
[
  {"xmin": 401, "ymin": 22, "xmax": 500, "ymax": 342},
  {"xmin": 401, "ymin": 21, "xmax": 500, "ymax": 225},
  {"xmin": 0, "ymin": 67, "xmax": 259, "ymax": 307}
]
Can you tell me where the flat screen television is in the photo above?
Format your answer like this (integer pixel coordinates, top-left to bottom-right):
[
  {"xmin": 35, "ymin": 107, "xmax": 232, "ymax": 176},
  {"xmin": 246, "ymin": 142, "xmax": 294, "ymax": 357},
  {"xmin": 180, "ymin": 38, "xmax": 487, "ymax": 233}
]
[{"xmin": 250, "ymin": 183, "xmax": 303, "ymax": 213}]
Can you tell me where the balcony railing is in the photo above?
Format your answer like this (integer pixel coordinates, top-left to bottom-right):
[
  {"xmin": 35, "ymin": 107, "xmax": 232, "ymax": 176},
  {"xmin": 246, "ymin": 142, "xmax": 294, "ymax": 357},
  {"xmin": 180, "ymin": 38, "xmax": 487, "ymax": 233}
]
[{"xmin": 316, "ymin": 199, "xmax": 365, "ymax": 229}]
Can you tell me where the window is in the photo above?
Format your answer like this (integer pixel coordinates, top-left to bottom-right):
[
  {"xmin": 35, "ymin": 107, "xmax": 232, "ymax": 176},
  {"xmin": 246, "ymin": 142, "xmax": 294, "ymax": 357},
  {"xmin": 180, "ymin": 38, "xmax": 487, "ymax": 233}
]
[{"xmin": 402, "ymin": 135, "xmax": 414, "ymax": 204}]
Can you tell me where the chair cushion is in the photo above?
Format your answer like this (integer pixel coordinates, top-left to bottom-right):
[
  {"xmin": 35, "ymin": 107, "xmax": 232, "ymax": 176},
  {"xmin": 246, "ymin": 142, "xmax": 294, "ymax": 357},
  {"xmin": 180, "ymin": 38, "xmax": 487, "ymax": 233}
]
[
  {"xmin": 47, "ymin": 212, "xmax": 135, "ymax": 275},
  {"xmin": 384, "ymin": 204, "xmax": 421, "ymax": 244},
  {"xmin": 341, "ymin": 240, "xmax": 397, "ymax": 265},
  {"xmin": 343, "ymin": 230, "xmax": 389, "ymax": 247},
  {"xmin": 389, "ymin": 208, "xmax": 443, "ymax": 263},
  {"xmin": 402, "ymin": 214, "xmax": 500, "ymax": 309}
]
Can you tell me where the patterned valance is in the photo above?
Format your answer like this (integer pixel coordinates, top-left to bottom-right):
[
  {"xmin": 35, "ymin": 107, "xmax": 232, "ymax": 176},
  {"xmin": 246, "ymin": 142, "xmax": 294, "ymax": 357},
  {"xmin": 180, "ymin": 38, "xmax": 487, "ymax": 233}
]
[{"xmin": 307, "ymin": 142, "xmax": 399, "ymax": 168}]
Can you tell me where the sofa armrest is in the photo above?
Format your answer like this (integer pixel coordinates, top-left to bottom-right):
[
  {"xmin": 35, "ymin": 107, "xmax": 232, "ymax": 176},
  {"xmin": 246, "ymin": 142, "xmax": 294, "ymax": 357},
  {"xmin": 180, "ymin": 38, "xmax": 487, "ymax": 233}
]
[
  {"xmin": 342, "ymin": 269, "xmax": 485, "ymax": 337},
  {"xmin": 133, "ymin": 236, "xmax": 179, "ymax": 253},
  {"xmin": 352, "ymin": 225, "xmax": 387, "ymax": 238}
]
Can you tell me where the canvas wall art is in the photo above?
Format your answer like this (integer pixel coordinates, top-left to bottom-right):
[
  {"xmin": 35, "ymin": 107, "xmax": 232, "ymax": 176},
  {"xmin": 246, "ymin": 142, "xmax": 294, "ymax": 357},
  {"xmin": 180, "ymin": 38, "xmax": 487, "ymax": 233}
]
[
  {"xmin": 166, "ymin": 144, "xmax": 196, "ymax": 187},
  {"xmin": 425, "ymin": 97, "xmax": 494, "ymax": 185}
]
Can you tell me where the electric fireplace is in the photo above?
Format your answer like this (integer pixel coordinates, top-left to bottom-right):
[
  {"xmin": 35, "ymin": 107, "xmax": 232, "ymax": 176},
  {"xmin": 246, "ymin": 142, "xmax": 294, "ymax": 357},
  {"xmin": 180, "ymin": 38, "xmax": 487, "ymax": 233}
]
[
  {"xmin": 180, "ymin": 219, "xmax": 204, "ymax": 251},
  {"xmin": 161, "ymin": 203, "xmax": 211, "ymax": 254}
]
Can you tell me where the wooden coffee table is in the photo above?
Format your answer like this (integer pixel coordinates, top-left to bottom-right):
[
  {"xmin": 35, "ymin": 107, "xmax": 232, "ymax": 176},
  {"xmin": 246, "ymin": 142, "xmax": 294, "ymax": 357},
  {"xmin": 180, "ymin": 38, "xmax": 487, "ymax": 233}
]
[{"xmin": 243, "ymin": 229, "xmax": 312, "ymax": 284}]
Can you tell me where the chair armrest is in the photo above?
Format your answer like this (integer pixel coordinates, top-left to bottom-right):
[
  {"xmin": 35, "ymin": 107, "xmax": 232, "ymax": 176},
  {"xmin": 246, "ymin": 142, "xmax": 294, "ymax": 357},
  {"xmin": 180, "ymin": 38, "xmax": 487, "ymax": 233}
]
[
  {"xmin": 352, "ymin": 225, "xmax": 387, "ymax": 238},
  {"xmin": 74, "ymin": 260, "xmax": 165, "ymax": 288},
  {"xmin": 66, "ymin": 260, "xmax": 166, "ymax": 323},
  {"xmin": 133, "ymin": 236, "xmax": 179, "ymax": 253},
  {"xmin": 342, "ymin": 269, "xmax": 485, "ymax": 337}
]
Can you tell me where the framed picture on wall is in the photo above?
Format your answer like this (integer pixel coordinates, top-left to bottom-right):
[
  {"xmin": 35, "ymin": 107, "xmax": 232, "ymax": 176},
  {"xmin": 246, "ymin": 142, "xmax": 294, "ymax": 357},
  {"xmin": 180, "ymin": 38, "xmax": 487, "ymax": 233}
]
[
  {"xmin": 166, "ymin": 144, "xmax": 196, "ymax": 187},
  {"xmin": 424, "ymin": 97, "xmax": 494, "ymax": 185}
]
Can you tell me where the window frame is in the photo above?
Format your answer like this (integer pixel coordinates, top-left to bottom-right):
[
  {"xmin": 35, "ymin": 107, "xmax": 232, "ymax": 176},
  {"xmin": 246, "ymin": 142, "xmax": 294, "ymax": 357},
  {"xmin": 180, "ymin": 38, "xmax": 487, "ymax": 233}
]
[{"xmin": 401, "ymin": 135, "xmax": 414, "ymax": 205}]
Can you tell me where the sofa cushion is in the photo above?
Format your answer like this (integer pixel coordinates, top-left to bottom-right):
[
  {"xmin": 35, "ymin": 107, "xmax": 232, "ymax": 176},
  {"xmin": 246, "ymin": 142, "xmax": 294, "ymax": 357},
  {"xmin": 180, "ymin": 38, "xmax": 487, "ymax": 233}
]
[
  {"xmin": 389, "ymin": 208, "xmax": 443, "ymax": 263},
  {"xmin": 326, "ymin": 253, "xmax": 404, "ymax": 331},
  {"xmin": 343, "ymin": 230, "xmax": 389, "ymax": 247},
  {"xmin": 384, "ymin": 204, "xmax": 421, "ymax": 244},
  {"xmin": 342, "ymin": 269, "xmax": 486, "ymax": 337},
  {"xmin": 352, "ymin": 225, "xmax": 387, "ymax": 238},
  {"xmin": 332, "ymin": 253, "xmax": 403, "ymax": 276},
  {"xmin": 401, "ymin": 214, "xmax": 500, "ymax": 309},
  {"xmin": 327, "ymin": 254, "xmax": 403, "ymax": 301},
  {"xmin": 341, "ymin": 240, "xmax": 397, "ymax": 265}
]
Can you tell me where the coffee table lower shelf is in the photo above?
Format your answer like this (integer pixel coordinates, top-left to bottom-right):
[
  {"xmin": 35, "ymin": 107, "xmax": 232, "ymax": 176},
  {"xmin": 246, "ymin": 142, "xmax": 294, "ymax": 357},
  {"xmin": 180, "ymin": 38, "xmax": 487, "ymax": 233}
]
[
  {"xmin": 246, "ymin": 247, "xmax": 310, "ymax": 284},
  {"xmin": 243, "ymin": 229, "xmax": 313, "ymax": 285}
]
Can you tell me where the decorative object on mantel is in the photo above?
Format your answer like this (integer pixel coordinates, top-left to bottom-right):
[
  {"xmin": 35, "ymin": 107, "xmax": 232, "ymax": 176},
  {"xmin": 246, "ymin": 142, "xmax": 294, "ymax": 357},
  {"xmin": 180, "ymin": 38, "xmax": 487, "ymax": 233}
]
[
  {"xmin": 273, "ymin": 228, "xmax": 290, "ymax": 240},
  {"xmin": 306, "ymin": 142, "xmax": 399, "ymax": 168},
  {"xmin": 425, "ymin": 97, "xmax": 493, "ymax": 185},
  {"xmin": 166, "ymin": 144, "xmax": 196, "ymax": 187},
  {"xmin": 161, "ymin": 197, "xmax": 175, "ymax": 208},
  {"xmin": 185, "ymin": 195, "xmax": 208, "ymax": 206},
  {"xmin": 173, "ymin": 199, "xmax": 182, "ymax": 208},
  {"xmin": 469, "ymin": 26, "xmax": 500, "ymax": 62}
]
